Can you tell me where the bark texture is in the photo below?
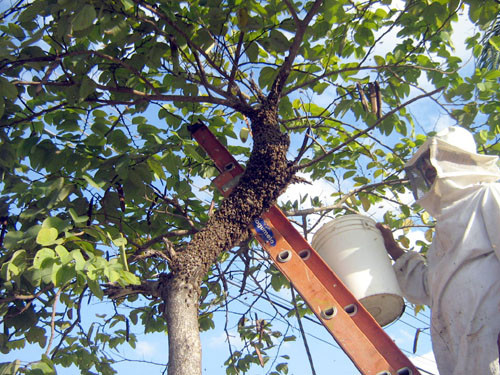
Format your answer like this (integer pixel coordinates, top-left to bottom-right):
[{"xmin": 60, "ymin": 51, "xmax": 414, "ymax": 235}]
[
  {"xmin": 170, "ymin": 107, "xmax": 293, "ymax": 283},
  {"xmin": 164, "ymin": 105, "xmax": 294, "ymax": 375},
  {"xmin": 164, "ymin": 276, "xmax": 202, "ymax": 375}
]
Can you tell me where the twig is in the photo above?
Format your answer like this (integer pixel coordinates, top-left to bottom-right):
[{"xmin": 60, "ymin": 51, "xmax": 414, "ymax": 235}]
[
  {"xmin": 283, "ymin": 64, "xmax": 454, "ymax": 98},
  {"xmin": 291, "ymin": 286, "xmax": 317, "ymax": 375},
  {"xmin": 282, "ymin": 179, "xmax": 407, "ymax": 217},
  {"xmin": 45, "ymin": 288, "xmax": 63, "ymax": 356},
  {"xmin": 0, "ymin": 285, "xmax": 53, "ymax": 324},
  {"xmin": 103, "ymin": 280, "xmax": 162, "ymax": 299},
  {"xmin": 0, "ymin": 216, "xmax": 8, "ymax": 247},
  {"xmin": 295, "ymin": 86, "xmax": 445, "ymax": 171},
  {"xmin": 268, "ymin": 0, "xmax": 324, "ymax": 105},
  {"xmin": 51, "ymin": 287, "xmax": 87, "ymax": 359},
  {"xmin": 132, "ymin": 0, "xmax": 230, "ymax": 81},
  {"xmin": 283, "ymin": 0, "xmax": 300, "ymax": 24},
  {"xmin": 227, "ymin": 31, "xmax": 245, "ymax": 94},
  {"xmin": 292, "ymin": 125, "xmax": 312, "ymax": 165}
]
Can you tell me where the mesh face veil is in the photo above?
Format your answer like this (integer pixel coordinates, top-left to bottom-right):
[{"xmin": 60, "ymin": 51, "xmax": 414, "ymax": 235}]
[
  {"xmin": 405, "ymin": 150, "xmax": 436, "ymax": 200},
  {"xmin": 403, "ymin": 126, "xmax": 500, "ymax": 215}
]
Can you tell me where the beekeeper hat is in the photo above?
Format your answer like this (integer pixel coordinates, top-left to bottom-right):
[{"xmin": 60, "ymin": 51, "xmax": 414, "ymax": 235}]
[
  {"xmin": 433, "ymin": 126, "xmax": 477, "ymax": 154},
  {"xmin": 404, "ymin": 126, "xmax": 500, "ymax": 204},
  {"xmin": 405, "ymin": 126, "xmax": 477, "ymax": 169}
]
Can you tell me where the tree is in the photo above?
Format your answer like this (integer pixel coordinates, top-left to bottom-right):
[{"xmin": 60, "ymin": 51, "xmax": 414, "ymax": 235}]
[{"xmin": 1, "ymin": 0, "xmax": 500, "ymax": 374}]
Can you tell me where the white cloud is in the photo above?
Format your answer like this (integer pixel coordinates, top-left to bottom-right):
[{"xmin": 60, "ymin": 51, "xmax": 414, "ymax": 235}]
[
  {"xmin": 393, "ymin": 327, "xmax": 415, "ymax": 347},
  {"xmin": 135, "ymin": 341, "xmax": 157, "ymax": 358},
  {"xmin": 205, "ymin": 330, "xmax": 244, "ymax": 349},
  {"xmin": 410, "ymin": 350, "xmax": 439, "ymax": 375}
]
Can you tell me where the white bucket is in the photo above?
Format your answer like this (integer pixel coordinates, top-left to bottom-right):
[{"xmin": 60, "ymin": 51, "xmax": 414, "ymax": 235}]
[{"xmin": 311, "ymin": 214, "xmax": 404, "ymax": 326}]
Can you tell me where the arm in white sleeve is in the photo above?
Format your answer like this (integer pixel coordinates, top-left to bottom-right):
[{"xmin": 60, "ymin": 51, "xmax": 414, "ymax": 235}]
[
  {"xmin": 480, "ymin": 184, "xmax": 500, "ymax": 262},
  {"xmin": 393, "ymin": 251, "xmax": 431, "ymax": 306}
]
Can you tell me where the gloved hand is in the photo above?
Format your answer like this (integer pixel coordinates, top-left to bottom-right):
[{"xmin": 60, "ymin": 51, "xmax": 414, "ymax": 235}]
[{"xmin": 376, "ymin": 223, "xmax": 405, "ymax": 261}]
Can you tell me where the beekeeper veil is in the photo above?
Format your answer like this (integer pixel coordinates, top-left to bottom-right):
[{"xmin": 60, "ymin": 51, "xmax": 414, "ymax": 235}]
[{"xmin": 404, "ymin": 126, "xmax": 500, "ymax": 217}]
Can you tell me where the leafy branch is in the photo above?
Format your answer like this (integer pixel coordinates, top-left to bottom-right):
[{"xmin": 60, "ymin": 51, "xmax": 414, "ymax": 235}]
[{"xmin": 295, "ymin": 86, "xmax": 445, "ymax": 170}]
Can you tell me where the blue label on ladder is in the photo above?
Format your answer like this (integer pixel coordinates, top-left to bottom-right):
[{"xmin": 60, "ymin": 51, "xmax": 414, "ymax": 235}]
[{"xmin": 253, "ymin": 218, "xmax": 277, "ymax": 247}]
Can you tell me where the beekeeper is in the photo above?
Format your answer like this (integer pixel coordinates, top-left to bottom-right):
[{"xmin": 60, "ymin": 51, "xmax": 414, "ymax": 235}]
[{"xmin": 377, "ymin": 126, "xmax": 500, "ymax": 374}]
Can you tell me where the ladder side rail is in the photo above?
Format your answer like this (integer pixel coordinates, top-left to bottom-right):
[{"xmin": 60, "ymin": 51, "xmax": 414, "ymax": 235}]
[
  {"xmin": 190, "ymin": 122, "xmax": 420, "ymax": 375},
  {"xmin": 249, "ymin": 214, "xmax": 404, "ymax": 375},
  {"xmin": 266, "ymin": 206, "xmax": 419, "ymax": 373}
]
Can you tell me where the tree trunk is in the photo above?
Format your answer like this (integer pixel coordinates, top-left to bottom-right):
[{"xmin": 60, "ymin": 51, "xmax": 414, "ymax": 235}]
[
  {"xmin": 164, "ymin": 106, "xmax": 293, "ymax": 375},
  {"xmin": 164, "ymin": 276, "xmax": 202, "ymax": 375}
]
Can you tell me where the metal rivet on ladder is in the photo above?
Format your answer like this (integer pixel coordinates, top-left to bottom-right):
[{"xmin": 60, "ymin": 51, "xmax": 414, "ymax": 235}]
[
  {"xmin": 277, "ymin": 250, "xmax": 292, "ymax": 263},
  {"xmin": 397, "ymin": 368, "xmax": 412, "ymax": 375},
  {"xmin": 320, "ymin": 307, "xmax": 337, "ymax": 320},
  {"xmin": 298, "ymin": 249, "xmax": 311, "ymax": 260},
  {"xmin": 344, "ymin": 304, "xmax": 358, "ymax": 316}
]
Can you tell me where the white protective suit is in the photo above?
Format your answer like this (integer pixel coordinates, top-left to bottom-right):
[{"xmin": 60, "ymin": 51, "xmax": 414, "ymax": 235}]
[{"xmin": 394, "ymin": 126, "xmax": 500, "ymax": 374}]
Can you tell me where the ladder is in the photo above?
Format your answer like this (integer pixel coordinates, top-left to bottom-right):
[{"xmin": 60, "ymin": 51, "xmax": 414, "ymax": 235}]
[{"xmin": 189, "ymin": 121, "xmax": 420, "ymax": 375}]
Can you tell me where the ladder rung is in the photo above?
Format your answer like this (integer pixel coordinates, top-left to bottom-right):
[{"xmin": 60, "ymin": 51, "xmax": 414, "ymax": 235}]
[{"xmin": 190, "ymin": 122, "xmax": 420, "ymax": 375}]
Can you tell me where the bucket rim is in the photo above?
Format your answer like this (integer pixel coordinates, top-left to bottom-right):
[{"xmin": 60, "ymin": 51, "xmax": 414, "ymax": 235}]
[{"xmin": 311, "ymin": 214, "xmax": 377, "ymax": 249}]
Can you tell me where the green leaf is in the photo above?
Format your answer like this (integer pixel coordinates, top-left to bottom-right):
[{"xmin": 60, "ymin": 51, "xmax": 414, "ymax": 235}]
[
  {"xmin": 120, "ymin": 0, "xmax": 134, "ymax": 11},
  {"xmin": 354, "ymin": 27, "xmax": 374, "ymax": 47},
  {"xmin": 69, "ymin": 208, "xmax": 89, "ymax": 224},
  {"xmin": 25, "ymin": 326, "xmax": 47, "ymax": 347},
  {"xmin": 359, "ymin": 194, "xmax": 370, "ymax": 211},
  {"xmin": 468, "ymin": 0, "xmax": 497, "ymax": 25},
  {"xmin": 55, "ymin": 245, "xmax": 72, "ymax": 265},
  {"xmin": 87, "ymin": 278, "xmax": 104, "ymax": 299},
  {"xmin": 79, "ymin": 76, "xmax": 96, "ymax": 99},
  {"xmin": 0, "ymin": 360, "xmax": 21, "ymax": 375},
  {"xmin": 184, "ymin": 144, "xmax": 205, "ymax": 163},
  {"xmin": 52, "ymin": 263, "xmax": 74, "ymax": 286},
  {"xmin": 111, "ymin": 235, "xmax": 127, "ymax": 247},
  {"xmin": 343, "ymin": 170, "xmax": 356, "ymax": 179},
  {"xmin": 239, "ymin": 127, "xmax": 250, "ymax": 143},
  {"xmin": 120, "ymin": 271, "xmax": 140, "ymax": 285},
  {"xmin": 33, "ymin": 248, "xmax": 56, "ymax": 269},
  {"xmin": 36, "ymin": 227, "xmax": 58, "ymax": 246},
  {"xmin": 29, "ymin": 356, "xmax": 56, "ymax": 375},
  {"xmin": 489, "ymin": 36, "xmax": 500, "ymax": 52},
  {"xmin": 258, "ymin": 67, "xmax": 276, "ymax": 89},
  {"xmin": 73, "ymin": 5, "xmax": 96, "ymax": 31},
  {"xmin": 0, "ymin": 96, "xmax": 4, "ymax": 119},
  {"xmin": 147, "ymin": 157, "xmax": 166, "ymax": 180},
  {"xmin": 42, "ymin": 217, "xmax": 67, "ymax": 233},
  {"xmin": 71, "ymin": 250, "xmax": 86, "ymax": 271},
  {"xmin": 10, "ymin": 249, "xmax": 27, "ymax": 267},
  {"xmin": 0, "ymin": 77, "xmax": 18, "ymax": 99},
  {"xmin": 82, "ymin": 174, "xmax": 105, "ymax": 190},
  {"xmin": 268, "ymin": 30, "xmax": 290, "ymax": 53}
]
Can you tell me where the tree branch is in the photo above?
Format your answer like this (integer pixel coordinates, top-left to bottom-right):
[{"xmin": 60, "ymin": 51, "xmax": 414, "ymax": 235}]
[
  {"xmin": 291, "ymin": 286, "xmax": 317, "ymax": 375},
  {"xmin": 282, "ymin": 178, "xmax": 406, "ymax": 217},
  {"xmin": 227, "ymin": 31, "xmax": 245, "ymax": 94},
  {"xmin": 103, "ymin": 279, "xmax": 162, "ymax": 300},
  {"xmin": 283, "ymin": 0, "xmax": 300, "ymax": 24},
  {"xmin": 45, "ymin": 288, "xmax": 62, "ymax": 356},
  {"xmin": 132, "ymin": 0, "xmax": 230, "ymax": 81},
  {"xmin": 268, "ymin": 0, "xmax": 324, "ymax": 106},
  {"xmin": 13, "ymin": 80, "xmax": 243, "ymax": 110},
  {"xmin": 283, "ymin": 64, "xmax": 454, "ymax": 97},
  {"xmin": 51, "ymin": 287, "xmax": 86, "ymax": 360},
  {"xmin": 295, "ymin": 86, "xmax": 445, "ymax": 170}
]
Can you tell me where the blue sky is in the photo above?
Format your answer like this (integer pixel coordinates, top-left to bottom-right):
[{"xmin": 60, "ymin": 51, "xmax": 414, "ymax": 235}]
[{"xmin": 1, "ymin": 1, "xmax": 482, "ymax": 374}]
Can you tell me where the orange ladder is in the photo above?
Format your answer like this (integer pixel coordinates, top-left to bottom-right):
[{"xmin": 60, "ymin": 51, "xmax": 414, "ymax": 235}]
[{"xmin": 189, "ymin": 121, "xmax": 420, "ymax": 375}]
